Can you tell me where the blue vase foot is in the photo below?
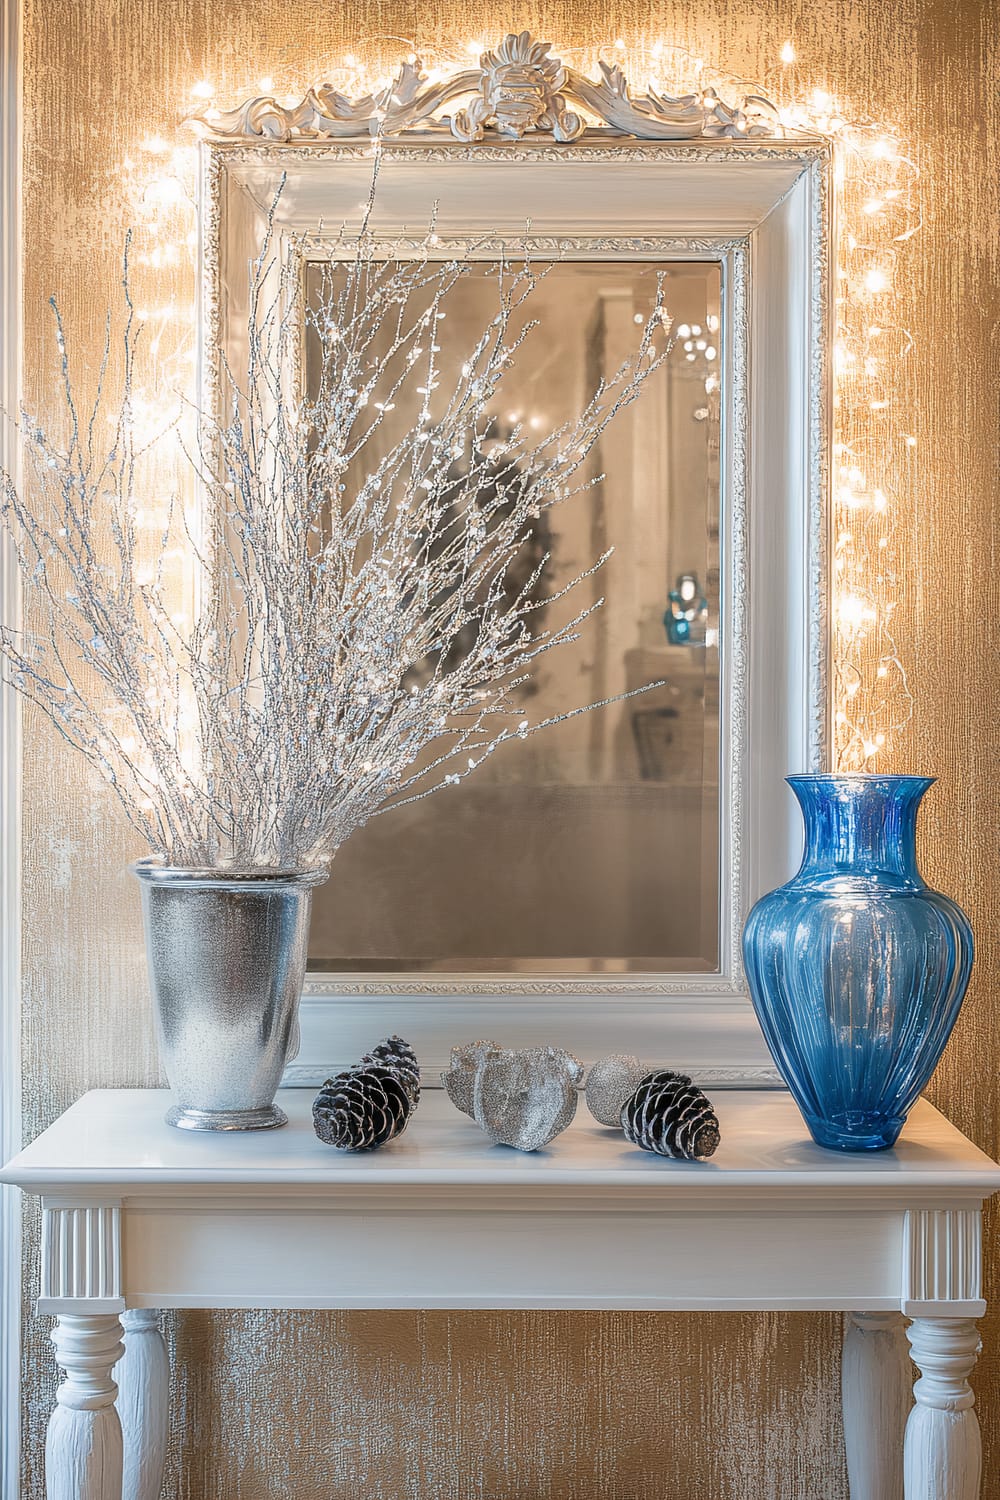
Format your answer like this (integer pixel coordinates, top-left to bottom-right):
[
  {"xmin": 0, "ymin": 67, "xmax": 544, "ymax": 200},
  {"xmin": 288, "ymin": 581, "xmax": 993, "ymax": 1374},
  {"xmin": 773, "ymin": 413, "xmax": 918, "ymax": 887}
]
[{"xmin": 805, "ymin": 1115, "xmax": 905, "ymax": 1153}]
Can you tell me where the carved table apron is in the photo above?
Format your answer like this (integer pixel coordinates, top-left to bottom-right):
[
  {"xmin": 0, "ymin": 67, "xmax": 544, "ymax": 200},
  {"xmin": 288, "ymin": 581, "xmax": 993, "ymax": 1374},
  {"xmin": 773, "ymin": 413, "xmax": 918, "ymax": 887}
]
[{"xmin": 3, "ymin": 1088, "xmax": 999, "ymax": 1500}]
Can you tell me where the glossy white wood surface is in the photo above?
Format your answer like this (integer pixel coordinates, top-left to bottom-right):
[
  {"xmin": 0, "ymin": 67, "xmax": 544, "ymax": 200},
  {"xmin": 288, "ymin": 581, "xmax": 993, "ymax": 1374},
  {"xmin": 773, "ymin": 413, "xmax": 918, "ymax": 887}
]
[{"xmin": 4, "ymin": 1089, "xmax": 999, "ymax": 1195}]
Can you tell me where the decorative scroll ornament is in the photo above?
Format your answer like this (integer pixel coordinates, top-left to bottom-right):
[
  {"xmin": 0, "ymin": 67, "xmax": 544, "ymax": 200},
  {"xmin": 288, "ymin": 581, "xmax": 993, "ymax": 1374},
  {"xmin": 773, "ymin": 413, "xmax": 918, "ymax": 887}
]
[{"xmin": 192, "ymin": 31, "xmax": 781, "ymax": 144}]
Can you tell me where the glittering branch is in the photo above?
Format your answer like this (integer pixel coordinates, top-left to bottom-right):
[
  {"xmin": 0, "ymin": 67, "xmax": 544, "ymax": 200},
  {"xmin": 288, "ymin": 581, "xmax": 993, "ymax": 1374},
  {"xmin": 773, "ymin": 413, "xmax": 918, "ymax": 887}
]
[{"xmin": 1, "ymin": 193, "xmax": 672, "ymax": 869}]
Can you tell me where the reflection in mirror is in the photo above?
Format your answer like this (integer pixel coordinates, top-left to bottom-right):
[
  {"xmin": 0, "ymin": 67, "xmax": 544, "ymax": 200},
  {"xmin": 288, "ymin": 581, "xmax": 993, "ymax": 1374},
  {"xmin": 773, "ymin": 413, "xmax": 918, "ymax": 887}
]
[{"xmin": 305, "ymin": 259, "xmax": 722, "ymax": 974}]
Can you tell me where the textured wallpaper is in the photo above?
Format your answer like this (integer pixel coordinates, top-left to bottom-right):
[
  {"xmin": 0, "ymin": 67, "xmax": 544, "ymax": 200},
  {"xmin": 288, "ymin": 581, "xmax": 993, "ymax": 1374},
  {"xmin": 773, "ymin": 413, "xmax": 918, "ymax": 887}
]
[{"xmin": 18, "ymin": 0, "xmax": 1000, "ymax": 1496}]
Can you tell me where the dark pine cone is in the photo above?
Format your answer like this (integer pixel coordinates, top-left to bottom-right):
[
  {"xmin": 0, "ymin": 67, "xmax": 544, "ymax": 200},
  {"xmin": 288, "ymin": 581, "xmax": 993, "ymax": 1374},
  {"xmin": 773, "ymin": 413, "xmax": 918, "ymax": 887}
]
[
  {"xmin": 312, "ymin": 1065, "xmax": 413, "ymax": 1151},
  {"xmin": 621, "ymin": 1071, "xmax": 721, "ymax": 1161},
  {"xmin": 359, "ymin": 1035, "xmax": 420, "ymax": 1105}
]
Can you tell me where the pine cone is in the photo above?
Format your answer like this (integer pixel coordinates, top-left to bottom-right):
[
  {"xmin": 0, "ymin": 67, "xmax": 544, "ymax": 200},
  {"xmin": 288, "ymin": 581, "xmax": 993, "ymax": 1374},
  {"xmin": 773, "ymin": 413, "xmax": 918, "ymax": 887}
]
[
  {"xmin": 621, "ymin": 1071, "xmax": 720, "ymax": 1161},
  {"xmin": 312, "ymin": 1065, "xmax": 412, "ymax": 1151},
  {"xmin": 359, "ymin": 1035, "xmax": 420, "ymax": 1105}
]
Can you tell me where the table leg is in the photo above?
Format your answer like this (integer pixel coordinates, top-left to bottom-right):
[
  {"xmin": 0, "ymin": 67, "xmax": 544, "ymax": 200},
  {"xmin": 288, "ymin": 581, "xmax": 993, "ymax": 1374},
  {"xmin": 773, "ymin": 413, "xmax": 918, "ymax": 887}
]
[
  {"xmin": 842, "ymin": 1312, "xmax": 910, "ymax": 1499},
  {"xmin": 45, "ymin": 1315, "xmax": 124, "ymax": 1500},
  {"xmin": 116, "ymin": 1310, "xmax": 169, "ymax": 1500},
  {"xmin": 904, "ymin": 1318, "xmax": 982, "ymax": 1499}
]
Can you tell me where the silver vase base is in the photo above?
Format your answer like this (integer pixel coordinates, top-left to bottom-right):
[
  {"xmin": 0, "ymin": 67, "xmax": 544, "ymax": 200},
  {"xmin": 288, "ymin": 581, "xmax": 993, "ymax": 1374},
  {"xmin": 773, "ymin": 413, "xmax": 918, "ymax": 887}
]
[{"xmin": 165, "ymin": 1103, "xmax": 289, "ymax": 1132}]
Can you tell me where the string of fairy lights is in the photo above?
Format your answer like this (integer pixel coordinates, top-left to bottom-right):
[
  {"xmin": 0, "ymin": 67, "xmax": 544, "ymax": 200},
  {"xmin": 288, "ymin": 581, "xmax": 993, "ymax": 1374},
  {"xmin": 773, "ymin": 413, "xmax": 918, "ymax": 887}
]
[{"xmin": 110, "ymin": 34, "xmax": 920, "ymax": 773}]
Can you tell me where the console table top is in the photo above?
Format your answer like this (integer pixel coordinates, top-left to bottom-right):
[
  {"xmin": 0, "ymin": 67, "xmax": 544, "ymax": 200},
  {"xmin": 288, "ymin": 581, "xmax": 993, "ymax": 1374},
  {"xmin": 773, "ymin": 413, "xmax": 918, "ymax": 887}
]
[
  {"xmin": 4, "ymin": 1088, "xmax": 999, "ymax": 1199},
  {"xmin": 12, "ymin": 1120, "xmax": 996, "ymax": 1500}
]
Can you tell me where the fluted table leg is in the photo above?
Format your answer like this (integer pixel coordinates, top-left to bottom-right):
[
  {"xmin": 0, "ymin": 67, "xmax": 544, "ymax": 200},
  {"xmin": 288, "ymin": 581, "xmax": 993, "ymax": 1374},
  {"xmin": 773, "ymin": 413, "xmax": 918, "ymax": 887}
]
[
  {"xmin": 116, "ymin": 1310, "xmax": 169, "ymax": 1500},
  {"xmin": 904, "ymin": 1318, "xmax": 982, "ymax": 1499},
  {"xmin": 45, "ymin": 1315, "xmax": 124, "ymax": 1500}
]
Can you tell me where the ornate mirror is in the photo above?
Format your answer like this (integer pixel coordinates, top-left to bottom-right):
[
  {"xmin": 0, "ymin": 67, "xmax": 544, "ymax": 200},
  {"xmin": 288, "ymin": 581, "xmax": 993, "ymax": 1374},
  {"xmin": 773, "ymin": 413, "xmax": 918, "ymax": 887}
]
[{"xmin": 197, "ymin": 33, "xmax": 831, "ymax": 1084}]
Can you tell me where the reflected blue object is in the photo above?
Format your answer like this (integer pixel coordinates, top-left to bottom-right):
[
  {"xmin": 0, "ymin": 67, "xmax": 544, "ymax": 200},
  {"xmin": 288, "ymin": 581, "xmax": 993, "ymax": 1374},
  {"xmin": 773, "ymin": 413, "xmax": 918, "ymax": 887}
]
[
  {"xmin": 742, "ymin": 775, "xmax": 973, "ymax": 1152},
  {"xmin": 664, "ymin": 572, "xmax": 708, "ymax": 645}
]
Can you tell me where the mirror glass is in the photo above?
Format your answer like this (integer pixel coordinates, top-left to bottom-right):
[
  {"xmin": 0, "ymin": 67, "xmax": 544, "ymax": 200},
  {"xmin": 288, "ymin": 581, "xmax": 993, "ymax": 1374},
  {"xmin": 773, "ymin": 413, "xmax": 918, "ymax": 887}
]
[{"xmin": 305, "ymin": 259, "xmax": 722, "ymax": 974}]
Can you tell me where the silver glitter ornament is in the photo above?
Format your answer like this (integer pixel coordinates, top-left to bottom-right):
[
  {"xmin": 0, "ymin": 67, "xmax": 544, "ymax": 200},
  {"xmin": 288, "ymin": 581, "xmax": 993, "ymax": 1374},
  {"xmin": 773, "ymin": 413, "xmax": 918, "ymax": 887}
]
[
  {"xmin": 440, "ymin": 1040, "xmax": 503, "ymax": 1117},
  {"xmin": 443, "ymin": 1042, "xmax": 583, "ymax": 1151},
  {"xmin": 584, "ymin": 1053, "xmax": 650, "ymax": 1127},
  {"xmin": 475, "ymin": 1046, "xmax": 583, "ymax": 1151}
]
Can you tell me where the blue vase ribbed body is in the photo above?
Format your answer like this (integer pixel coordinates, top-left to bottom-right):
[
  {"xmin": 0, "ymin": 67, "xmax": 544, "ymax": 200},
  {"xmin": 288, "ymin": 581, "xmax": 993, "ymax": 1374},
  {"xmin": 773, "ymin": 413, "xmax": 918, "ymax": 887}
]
[{"xmin": 742, "ymin": 775, "xmax": 973, "ymax": 1152}]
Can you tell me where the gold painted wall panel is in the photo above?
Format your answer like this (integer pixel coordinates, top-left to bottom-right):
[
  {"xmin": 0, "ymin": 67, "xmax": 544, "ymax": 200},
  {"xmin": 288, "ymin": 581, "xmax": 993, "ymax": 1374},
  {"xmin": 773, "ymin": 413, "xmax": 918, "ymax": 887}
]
[{"xmin": 18, "ymin": 0, "xmax": 999, "ymax": 1495}]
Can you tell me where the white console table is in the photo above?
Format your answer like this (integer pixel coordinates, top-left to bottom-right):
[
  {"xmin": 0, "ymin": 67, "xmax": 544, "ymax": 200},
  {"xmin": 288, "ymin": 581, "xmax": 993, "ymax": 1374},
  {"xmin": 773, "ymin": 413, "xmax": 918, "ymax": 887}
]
[{"xmin": 3, "ymin": 1087, "xmax": 999, "ymax": 1500}]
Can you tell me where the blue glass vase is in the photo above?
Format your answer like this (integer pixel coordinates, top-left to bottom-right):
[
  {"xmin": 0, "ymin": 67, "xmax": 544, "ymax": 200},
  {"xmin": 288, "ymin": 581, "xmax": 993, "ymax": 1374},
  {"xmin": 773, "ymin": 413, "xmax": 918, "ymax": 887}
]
[{"xmin": 742, "ymin": 775, "xmax": 973, "ymax": 1152}]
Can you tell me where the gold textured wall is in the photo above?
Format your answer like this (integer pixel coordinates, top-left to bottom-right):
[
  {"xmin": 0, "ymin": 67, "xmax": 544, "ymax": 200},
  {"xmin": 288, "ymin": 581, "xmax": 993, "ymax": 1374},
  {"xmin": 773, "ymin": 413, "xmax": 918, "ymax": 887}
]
[{"xmin": 18, "ymin": 1, "xmax": 1000, "ymax": 1495}]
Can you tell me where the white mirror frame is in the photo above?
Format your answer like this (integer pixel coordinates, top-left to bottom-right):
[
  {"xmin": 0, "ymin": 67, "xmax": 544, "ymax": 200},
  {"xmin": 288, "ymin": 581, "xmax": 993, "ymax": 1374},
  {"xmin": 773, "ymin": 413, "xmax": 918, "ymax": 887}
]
[{"xmin": 198, "ymin": 51, "xmax": 831, "ymax": 1087}]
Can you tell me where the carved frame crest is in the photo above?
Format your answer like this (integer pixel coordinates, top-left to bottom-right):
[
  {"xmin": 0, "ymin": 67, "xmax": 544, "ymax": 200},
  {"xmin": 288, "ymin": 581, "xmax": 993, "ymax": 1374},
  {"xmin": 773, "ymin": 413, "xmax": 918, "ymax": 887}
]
[{"xmin": 192, "ymin": 30, "xmax": 785, "ymax": 145}]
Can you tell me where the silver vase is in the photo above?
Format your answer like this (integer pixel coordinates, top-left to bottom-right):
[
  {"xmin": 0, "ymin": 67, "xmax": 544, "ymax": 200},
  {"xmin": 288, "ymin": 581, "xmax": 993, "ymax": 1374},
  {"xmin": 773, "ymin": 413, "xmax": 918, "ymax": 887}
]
[{"xmin": 132, "ymin": 862, "xmax": 328, "ymax": 1131}]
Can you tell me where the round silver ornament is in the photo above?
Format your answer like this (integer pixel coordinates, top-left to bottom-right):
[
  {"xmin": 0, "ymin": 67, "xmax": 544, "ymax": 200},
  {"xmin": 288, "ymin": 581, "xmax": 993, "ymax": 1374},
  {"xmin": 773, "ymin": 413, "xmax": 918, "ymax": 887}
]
[{"xmin": 584, "ymin": 1053, "xmax": 649, "ymax": 1126}]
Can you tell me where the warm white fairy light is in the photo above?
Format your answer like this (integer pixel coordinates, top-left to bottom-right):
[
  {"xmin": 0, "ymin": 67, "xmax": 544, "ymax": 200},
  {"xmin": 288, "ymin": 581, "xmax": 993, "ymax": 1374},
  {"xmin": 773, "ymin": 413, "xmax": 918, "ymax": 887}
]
[
  {"xmin": 557, "ymin": 38, "xmax": 918, "ymax": 771},
  {"xmin": 112, "ymin": 34, "xmax": 918, "ymax": 785},
  {"xmin": 802, "ymin": 98, "xmax": 917, "ymax": 770}
]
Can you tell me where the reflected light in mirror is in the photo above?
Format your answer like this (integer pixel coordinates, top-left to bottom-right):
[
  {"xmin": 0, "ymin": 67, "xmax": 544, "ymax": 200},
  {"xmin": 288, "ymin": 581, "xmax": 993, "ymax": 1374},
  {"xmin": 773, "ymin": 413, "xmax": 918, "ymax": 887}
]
[{"xmin": 304, "ymin": 259, "xmax": 723, "ymax": 974}]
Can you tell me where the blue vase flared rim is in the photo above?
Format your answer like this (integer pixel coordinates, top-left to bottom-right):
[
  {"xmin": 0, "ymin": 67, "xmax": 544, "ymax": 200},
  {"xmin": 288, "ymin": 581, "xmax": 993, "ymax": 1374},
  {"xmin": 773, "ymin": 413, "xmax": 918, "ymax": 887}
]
[{"xmin": 785, "ymin": 773, "xmax": 936, "ymax": 789}]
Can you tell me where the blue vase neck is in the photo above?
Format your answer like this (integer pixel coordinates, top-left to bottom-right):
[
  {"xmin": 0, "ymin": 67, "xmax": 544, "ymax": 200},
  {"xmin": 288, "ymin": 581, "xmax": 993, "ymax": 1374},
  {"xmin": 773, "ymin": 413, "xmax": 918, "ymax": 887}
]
[{"xmin": 788, "ymin": 775, "xmax": 933, "ymax": 889}]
